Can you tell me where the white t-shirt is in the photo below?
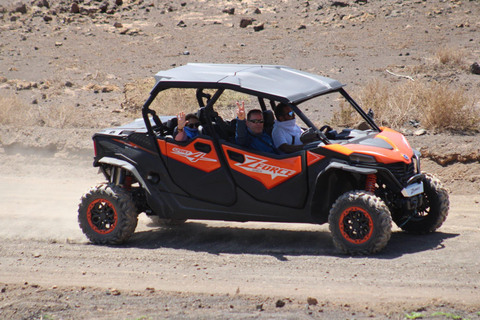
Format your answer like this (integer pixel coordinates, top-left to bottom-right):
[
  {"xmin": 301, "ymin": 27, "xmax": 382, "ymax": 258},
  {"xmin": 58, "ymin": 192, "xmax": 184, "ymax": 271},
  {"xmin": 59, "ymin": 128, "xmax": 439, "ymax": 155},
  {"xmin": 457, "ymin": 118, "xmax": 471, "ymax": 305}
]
[{"xmin": 272, "ymin": 119, "xmax": 303, "ymax": 148}]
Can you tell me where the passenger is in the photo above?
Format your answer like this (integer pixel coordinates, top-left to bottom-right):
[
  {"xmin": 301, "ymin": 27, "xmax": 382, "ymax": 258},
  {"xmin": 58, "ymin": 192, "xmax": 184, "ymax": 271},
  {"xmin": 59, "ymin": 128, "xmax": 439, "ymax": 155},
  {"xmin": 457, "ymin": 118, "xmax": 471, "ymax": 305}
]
[
  {"xmin": 235, "ymin": 101, "xmax": 279, "ymax": 154},
  {"xmin": 174, "ymin": 112, "xmax": 200, "ymax": 142},
  {"xmin": 272, "ymin": 103, "xmax": 304, "ymax": 153}
]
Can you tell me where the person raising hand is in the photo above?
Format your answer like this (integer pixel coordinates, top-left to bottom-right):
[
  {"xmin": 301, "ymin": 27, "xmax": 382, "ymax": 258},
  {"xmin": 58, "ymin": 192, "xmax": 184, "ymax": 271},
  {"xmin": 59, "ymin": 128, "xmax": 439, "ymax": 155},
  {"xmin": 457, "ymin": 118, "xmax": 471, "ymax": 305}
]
[
  {"xmin": 235, "ymin": 101, "xmax": 278, "ymax": 154},
  {"xmin": 174, "ymin": 111, "xmax": 200, "ymax": 141}
]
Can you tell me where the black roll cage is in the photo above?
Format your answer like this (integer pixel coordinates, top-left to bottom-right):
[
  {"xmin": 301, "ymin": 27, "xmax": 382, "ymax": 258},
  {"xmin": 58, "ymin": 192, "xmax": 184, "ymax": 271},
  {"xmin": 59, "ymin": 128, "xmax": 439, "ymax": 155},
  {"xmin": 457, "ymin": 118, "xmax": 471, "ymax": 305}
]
[{"xmin": 141, "ymin": 82, "xmax": 381, "ymax": 154}]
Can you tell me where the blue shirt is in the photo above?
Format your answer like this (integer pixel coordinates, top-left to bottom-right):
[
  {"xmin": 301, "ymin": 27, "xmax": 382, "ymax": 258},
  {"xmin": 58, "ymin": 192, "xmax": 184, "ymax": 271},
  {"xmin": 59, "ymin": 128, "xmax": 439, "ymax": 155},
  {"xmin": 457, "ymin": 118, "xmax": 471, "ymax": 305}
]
[{"xmin": 235, "ymin": 119, "xmax": 279, "ymax": 154}]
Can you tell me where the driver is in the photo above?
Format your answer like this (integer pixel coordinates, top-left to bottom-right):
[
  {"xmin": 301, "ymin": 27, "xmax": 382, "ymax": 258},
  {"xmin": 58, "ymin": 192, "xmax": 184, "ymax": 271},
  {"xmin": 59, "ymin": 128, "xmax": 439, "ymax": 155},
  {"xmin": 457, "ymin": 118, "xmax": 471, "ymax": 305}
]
[{"xmin": 272, "ymin": 103, "xmax": 305, "ymax": 153}]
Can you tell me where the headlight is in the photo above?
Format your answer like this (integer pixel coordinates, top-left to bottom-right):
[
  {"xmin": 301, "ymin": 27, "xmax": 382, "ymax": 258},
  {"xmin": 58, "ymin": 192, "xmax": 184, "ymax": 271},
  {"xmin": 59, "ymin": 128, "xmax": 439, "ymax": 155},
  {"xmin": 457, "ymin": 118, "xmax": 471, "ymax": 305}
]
[{"xmin": 350, "ymin": 153, "xmax": 377, "ymax": 163}]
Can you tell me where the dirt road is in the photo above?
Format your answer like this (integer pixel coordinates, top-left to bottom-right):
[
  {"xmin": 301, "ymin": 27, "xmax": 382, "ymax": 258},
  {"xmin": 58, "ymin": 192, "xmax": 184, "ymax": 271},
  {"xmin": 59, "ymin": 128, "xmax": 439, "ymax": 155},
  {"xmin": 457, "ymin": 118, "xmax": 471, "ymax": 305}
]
[
  {"xmin": 1, "ymin": 0, "xmax": 479, "ymax": 317},
  {"xmin": 1, "ymin": 152, "xmax": 479, "ymax": 319}
]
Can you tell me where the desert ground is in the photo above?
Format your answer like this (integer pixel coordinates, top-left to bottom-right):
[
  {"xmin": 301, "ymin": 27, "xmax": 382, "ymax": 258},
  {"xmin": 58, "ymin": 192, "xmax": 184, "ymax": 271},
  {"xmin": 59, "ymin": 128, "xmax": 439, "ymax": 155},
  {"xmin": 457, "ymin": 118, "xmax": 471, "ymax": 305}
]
[{"xmin": 1, "ymin": 0, "xmax": 480, "ymax": 319}]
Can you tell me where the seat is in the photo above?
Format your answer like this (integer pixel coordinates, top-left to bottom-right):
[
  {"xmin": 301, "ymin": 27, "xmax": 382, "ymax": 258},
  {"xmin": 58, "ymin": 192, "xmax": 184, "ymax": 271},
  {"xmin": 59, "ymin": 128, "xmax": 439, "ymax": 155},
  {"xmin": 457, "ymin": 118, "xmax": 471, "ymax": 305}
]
[
  {"xmin": 197, "ymin": 108, "xmax": 231, "ymax": 140},
  {"xmin": 164, "ymin": 117, "xmax": 178, "ymax": 136},
  {"xmin": 263, "ymin": 110, "xmax": 275, "ymax": 135}
]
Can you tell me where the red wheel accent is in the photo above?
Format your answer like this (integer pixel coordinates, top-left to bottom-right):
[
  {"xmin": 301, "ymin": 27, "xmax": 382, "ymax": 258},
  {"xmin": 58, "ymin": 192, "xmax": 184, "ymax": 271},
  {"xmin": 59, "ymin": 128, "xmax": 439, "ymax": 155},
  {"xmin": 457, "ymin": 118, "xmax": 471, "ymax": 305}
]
[
  {"xmin": 87, "ymin": 198, "xmax": 118, "ymax": 234},
  {"xmin": 339, "ymin": 206, "xmax": 374, "ymax": 244}
]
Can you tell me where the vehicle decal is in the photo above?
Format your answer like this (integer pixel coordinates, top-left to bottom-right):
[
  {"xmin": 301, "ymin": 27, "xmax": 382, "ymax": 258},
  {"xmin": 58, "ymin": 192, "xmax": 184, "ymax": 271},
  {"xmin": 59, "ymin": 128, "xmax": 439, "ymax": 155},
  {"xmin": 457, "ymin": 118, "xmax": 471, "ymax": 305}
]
[
  {"xmin": 307, "ymin": 151, "xmax": 325, "ymax": 166},
  {"xmin": 222, "ymin": 145, "xmax": 302, "ymax": 189},
  {"xmin": 160, "ymin": 138, "xmax": 220, "ymax": 172},
  {"xmin": 171, "ymin": 148, "xmax": 217, "ymax": 163},
  {"xmin": 236, "ymin": 155, "xmax": 297, "ymax": 179},
  {"xmin": 113, "ymin": 139, "xmax": 155, "ymax": 154}
]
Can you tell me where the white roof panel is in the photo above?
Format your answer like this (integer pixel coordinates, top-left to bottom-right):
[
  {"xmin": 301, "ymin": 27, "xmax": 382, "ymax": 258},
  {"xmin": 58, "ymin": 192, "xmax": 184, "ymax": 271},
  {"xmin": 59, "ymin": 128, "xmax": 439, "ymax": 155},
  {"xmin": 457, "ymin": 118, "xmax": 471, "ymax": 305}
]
[{"xmin": 154, "ymin": 63, "xmax": 345, "ymax": 104}]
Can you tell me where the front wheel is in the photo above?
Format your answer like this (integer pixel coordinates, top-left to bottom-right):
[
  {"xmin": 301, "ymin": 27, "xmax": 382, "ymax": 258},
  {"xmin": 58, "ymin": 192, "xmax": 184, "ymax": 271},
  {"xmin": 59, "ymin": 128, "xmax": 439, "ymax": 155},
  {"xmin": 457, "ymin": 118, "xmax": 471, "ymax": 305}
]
[
  {"xmin": 329, "ymin": 191, "xmax": 392, "ymax": 255},
  {"xmin": 78, "ymin": 183, "xmax": 138, "ymax": 244},
  {"xmin": 393, "ymin": 173, "xmax": 449, "ymax": 234}
]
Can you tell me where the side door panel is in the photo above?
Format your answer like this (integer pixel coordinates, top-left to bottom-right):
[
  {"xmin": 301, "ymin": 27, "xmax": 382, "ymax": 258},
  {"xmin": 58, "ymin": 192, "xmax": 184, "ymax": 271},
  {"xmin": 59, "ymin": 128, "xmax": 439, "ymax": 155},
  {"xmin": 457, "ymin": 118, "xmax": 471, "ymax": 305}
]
[
  {"xmin": 157, "ymin": 137, "xmax": 236, "ymax": 206},
  {"xmin": 222, "ymin": 145, "xmax": 308, "ymax": 208}
]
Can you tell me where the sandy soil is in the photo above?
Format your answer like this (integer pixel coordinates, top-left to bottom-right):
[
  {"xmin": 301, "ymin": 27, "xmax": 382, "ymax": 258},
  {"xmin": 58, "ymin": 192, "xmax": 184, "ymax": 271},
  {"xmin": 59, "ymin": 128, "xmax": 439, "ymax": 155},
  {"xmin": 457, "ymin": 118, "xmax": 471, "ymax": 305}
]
[
  {"xmin": 0, "ymin": 153, "xmax": 480, "ymax": 319},
  {"xmin": 1, "ymin": 0, "xmax": 480, "ymax": 318}
]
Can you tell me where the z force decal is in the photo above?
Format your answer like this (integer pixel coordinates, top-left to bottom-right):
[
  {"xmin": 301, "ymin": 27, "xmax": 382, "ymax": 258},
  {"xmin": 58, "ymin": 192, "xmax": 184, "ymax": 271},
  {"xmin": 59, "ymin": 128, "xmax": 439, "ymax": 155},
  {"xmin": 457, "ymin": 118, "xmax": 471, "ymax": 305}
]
[
  {"xmin": 158, "ymin": 138, "xmax": 220, "ymax": 172},
  {"xmin": 171, "ymin": 148, "xmax": 217, "ymax": 163},
  {"xmin": 236, "ymin": 155, "xmax": 297, "ymax": 179},
  {"xmin": 222, "ymin": 145, "xmax": 302, "ymax": 189}
]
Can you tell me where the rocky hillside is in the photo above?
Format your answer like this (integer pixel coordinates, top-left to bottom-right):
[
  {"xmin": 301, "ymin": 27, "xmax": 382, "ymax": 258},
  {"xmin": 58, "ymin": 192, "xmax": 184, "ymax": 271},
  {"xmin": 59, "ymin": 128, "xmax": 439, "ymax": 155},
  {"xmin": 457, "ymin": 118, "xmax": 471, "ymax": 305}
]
[{"xmin": 0, "ymin": 0, "xmax": 479, "ymax": 194}]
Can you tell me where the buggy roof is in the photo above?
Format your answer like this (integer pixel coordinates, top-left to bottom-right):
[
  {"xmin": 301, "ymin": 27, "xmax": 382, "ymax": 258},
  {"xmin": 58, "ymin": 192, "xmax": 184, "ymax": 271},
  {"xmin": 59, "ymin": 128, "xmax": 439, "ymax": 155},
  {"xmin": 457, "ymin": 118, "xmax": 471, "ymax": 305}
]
[{"xmin": 153, "ymin": 63, "xmax": 345, "ymax": 104}]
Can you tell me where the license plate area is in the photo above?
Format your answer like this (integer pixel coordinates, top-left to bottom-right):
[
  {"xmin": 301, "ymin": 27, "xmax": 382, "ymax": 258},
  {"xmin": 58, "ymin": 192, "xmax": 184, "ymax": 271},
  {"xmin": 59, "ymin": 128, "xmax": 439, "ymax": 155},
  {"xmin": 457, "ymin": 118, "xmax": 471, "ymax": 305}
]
[{"xmin": 401, "ymin": 182, "xmax": 424, "ymax": 197}]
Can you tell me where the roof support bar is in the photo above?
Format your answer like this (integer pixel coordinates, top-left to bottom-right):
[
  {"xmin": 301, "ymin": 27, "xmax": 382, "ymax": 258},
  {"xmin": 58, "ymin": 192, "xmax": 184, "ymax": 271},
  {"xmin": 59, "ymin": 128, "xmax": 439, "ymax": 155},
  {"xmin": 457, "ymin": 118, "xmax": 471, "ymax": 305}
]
[{"xmin": 339, "ymin": 88, "xmax": 380, "ymax": 132}]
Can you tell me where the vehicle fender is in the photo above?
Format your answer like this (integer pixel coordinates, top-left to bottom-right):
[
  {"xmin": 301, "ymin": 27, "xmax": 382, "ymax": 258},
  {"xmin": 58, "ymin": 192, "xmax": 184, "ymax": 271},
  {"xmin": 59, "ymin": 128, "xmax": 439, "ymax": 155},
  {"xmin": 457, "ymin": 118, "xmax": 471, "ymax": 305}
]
[
  {"xmin": 310, "ymin": 162, "xmax": 377, "ymax": 224},
  {"xmin": 98, "ymin": 157, "xmax": 151, "ymax": 194},
  {"xmin": 322, "ymin": 161, "xmax": 377, "ymax": 175}
]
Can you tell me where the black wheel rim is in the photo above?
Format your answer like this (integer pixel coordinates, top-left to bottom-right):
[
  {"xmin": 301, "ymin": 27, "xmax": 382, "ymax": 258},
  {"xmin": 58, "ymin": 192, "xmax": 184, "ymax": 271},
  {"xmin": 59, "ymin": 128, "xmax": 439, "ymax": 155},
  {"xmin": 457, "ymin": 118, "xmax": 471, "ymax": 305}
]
[
  {"xmin": 339, "ymin": 206, "xmax": 373, "ymax": 244},
  {"xmin": 87, "ymin": 198, "xmax": 117, "ymax": 234}
]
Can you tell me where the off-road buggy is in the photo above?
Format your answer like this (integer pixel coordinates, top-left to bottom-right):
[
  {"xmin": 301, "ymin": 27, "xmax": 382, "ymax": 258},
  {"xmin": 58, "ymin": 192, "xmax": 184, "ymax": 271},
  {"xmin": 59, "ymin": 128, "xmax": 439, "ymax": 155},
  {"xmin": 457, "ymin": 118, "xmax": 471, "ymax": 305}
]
[{"xmin": 78, "ymin": 63, "xmax": 449, "ymax": 255}]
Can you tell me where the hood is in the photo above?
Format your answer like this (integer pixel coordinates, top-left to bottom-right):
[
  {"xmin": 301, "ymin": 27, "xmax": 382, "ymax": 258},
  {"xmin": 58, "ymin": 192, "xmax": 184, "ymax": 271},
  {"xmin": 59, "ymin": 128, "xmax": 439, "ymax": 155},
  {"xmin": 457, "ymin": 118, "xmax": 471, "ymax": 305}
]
[{"xmin": 323, "ymin": 128, "xmax": 414, "ymax": 164}]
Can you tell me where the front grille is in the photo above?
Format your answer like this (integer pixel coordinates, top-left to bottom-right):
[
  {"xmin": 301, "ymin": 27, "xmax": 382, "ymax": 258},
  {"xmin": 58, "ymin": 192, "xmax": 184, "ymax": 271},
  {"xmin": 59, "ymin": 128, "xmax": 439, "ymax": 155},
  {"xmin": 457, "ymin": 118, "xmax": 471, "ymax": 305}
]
[{"xmin": 384, "ymin": 162, "xmax": 415, "ymax": 185}]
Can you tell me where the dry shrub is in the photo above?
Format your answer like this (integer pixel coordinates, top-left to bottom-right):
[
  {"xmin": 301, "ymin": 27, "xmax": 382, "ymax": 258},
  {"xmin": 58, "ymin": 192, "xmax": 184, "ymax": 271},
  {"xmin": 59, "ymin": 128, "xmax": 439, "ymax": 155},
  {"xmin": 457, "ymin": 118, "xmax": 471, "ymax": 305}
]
[
  {"xmin": 0, "ymin": 93, "xmax": 89, "ymax": 129},
  {"xmin": 359, "ymin": 80, "xmax": 420, "ymax": 129},
  {"xmin": 34, "ymin": 104, "xmax": 87, "ymax": 129},
  {"xmin": 154, "ymin": 88, "xmax": 250, "ymax": 119},
  {"xmin": 434, "ymin": 47, "xmax": 467, "ymax": 70},
  {"xmin": 0, "ymin": 94, "xmax": 35, "ymax": 125},
  {"xmin": 122, "ymin": 77, "xmax": 156, "ymax": 113},
  {"xmin": 332, "ymin": 80, "xmax": 479, "ymax": 133},
  {"xmin": 153, "ymin": 88, "xmax": 204, "ymax": 116},
  {"xmin": 330, "ymin": 98, "xmax": 362, "ymax": 127},
  {"xmin": 416, "ymin": 82, "xmax": 479, "ymax": 132},
  {"xmin": 410, "ymin": 46, "xmax": 468, "ymax": 74},
  {"xmin": 122, "ymin": 77, "xmax": 250, "ymax": 119}
]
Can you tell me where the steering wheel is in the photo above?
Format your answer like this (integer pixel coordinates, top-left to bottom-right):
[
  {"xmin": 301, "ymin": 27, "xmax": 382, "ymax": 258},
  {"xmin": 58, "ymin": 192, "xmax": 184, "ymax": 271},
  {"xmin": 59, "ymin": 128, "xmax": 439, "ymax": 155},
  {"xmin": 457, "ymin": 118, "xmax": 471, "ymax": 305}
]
[{"xmin": 319, "ymin": 125, "xmax": 333, "ymax": 133}]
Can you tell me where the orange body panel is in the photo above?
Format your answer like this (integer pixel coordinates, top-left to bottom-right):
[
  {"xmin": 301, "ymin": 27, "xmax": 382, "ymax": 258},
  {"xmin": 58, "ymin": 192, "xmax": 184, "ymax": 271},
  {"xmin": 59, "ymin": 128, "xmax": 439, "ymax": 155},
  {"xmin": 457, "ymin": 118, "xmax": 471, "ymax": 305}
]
[
  {"xmin": 307, "ymin": 151, "xmax": 325, "ymax": 166},
  {"xmin": 323, "ymin": 128, "xmax": 413, "ymax": 164},
  {"xmin": 222, "ymin": 145, "xmax": 302, "ymax": 189},
  {"xmin": 157, "ymin": 139, "xmax": 167, "ymax": 155},
  {"xmin": 158, "ymin": 138, "xmax": 221, "ymax": 173}
]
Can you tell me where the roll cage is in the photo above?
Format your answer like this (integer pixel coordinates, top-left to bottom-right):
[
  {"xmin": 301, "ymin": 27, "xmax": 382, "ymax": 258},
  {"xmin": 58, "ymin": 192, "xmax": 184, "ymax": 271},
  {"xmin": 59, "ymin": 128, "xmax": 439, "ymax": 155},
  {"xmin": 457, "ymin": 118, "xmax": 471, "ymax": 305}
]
[{"xmin": 140, "ymin": 63, "xmax": 380, "ymax": 150}]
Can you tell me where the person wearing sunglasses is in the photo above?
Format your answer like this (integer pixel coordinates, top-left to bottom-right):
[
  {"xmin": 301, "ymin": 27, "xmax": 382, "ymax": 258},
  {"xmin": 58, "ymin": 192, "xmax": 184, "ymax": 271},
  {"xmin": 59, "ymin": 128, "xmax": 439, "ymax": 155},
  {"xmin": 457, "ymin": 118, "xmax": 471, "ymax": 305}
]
[
  {"xmin": 174, "ymin": 111, "xmax": 201, "ymax": 141},
  {"xmin": 235, "ymin": 101, "xmax": 279, "ymax": 154},
  {"xmin": 272, "ymin": 103, "xmax": 304, "ymax": 153}
]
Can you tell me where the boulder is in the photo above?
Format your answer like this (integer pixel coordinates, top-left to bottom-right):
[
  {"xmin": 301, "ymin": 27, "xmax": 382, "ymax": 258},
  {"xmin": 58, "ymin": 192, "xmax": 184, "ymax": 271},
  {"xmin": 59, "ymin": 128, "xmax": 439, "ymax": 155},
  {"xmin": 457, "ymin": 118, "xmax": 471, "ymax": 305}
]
[
  {"xmin": 71, "ymin": 3, "xmax": 79, "ymax": 13},
  {"xmin": 239, "ymin": 18, "xmax": 253, "ymax": 28},
  {"xmin": 13, "ymin": 2, "xmax": 27, "ymax": 14},
  {"xmin": 253, "ymin": 23, "xmax": 264, "ymax": 32},
  {"xmin": 471, "ymin": 62, "xmax": 480, "ymax": 75}
]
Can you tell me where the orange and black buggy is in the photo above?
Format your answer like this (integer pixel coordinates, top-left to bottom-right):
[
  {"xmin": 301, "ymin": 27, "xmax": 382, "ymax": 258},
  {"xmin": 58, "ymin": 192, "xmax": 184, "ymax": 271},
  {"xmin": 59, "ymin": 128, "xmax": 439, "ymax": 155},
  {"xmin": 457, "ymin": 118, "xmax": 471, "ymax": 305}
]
[{"xmin": 78, "ymin": 64, "xmax": 449, "ymax": 255}]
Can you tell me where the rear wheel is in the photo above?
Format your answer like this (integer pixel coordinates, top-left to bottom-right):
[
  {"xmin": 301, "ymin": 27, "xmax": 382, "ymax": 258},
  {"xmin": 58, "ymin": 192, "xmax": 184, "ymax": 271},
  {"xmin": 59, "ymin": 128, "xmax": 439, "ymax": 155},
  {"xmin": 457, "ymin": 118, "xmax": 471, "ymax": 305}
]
[
  {"xmin": 329, "ymin": 190, "xmax": 392, "ymax": 255},
  {"xmin": 393, "ymin": 173, "xmax": 449, "ymax": 234},
  {"xmin": 78, "ymin": 183, "xmax": 138, "ymax": 244}
]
